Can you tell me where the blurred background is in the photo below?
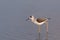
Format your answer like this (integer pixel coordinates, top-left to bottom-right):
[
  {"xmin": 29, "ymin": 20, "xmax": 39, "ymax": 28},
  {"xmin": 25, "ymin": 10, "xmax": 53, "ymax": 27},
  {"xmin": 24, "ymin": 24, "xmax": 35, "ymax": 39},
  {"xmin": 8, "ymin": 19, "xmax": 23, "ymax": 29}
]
[{"xmin": 0, "ymin": 0, "xmax": 60, "ymax": 40}]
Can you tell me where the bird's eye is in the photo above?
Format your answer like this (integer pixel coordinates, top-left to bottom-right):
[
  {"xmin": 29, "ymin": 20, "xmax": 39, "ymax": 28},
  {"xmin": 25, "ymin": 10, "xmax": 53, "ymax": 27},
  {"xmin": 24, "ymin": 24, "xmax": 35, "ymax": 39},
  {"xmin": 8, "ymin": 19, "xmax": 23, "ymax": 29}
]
[{"xmin": 30, "ymin": 16, "xmax": 32, "ymax": 18}]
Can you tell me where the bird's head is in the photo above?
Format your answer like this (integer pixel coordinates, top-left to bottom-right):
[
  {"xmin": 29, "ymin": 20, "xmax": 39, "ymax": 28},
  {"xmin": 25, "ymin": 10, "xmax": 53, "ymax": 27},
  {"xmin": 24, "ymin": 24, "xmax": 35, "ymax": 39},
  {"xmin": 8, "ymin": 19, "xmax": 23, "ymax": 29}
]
[{"xmin": 26, "ymin": 15, "xmax": 35, "ymax": 21}]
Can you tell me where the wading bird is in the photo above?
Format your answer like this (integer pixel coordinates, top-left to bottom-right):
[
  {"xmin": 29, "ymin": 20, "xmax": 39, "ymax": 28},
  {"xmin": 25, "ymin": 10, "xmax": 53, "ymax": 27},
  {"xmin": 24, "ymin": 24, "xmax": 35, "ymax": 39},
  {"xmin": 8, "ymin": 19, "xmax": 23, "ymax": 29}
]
[{"xmin": 26, "ymin": 15, "xmax": 50, "ymax": 40}]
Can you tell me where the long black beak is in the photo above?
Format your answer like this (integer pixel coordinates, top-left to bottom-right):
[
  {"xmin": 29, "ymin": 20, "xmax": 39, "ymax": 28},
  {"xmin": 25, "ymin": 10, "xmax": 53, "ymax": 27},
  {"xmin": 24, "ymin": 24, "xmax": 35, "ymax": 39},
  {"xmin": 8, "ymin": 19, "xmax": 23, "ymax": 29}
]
[{"xmin": 26, "ymin": 18, "xmax": 29, "ymax": 21}]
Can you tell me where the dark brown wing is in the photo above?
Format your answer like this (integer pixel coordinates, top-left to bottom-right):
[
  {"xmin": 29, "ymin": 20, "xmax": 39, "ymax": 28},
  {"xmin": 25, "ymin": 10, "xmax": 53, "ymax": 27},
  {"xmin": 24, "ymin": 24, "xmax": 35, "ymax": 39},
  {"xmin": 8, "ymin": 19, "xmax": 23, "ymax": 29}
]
[{"xmin": 36, "ymin": 18, "xmax": 46, "ymax": 23}]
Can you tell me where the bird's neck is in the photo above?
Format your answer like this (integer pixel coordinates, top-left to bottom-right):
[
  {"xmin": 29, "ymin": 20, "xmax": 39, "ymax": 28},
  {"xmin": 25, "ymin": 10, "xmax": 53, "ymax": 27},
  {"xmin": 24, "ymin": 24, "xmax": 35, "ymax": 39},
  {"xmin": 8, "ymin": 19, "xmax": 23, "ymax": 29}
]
[{"xmin": 31, "ymin": 18, "xmax": 36, "ymax": 22}]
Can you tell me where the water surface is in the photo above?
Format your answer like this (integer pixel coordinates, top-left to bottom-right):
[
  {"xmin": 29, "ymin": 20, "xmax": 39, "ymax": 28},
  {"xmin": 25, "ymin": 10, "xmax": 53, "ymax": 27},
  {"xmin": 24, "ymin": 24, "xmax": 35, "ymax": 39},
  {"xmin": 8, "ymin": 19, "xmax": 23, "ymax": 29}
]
[{"xmin": 0, "ymin": 0, "xmax": 60, "ymax": 40}]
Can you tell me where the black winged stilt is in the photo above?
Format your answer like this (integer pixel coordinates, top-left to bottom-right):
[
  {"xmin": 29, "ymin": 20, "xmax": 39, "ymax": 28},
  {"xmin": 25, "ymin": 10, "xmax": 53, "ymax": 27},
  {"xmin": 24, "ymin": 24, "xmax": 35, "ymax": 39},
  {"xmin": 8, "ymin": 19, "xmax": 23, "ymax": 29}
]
[{"xmin": 26, "ymin": 15, "xmax": 50, "ymax": 40}]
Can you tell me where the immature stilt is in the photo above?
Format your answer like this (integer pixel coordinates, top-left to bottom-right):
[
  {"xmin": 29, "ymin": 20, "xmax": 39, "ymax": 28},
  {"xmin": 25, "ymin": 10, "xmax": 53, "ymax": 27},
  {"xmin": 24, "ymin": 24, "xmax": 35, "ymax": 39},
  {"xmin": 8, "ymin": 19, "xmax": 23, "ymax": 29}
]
[
  {"xmin": 26, "ymin": 15, "xmax": 50, "ymax": 40},
  {"xmin": 45, "ymin": 21, "xmax": 48, "ymax": 40}
]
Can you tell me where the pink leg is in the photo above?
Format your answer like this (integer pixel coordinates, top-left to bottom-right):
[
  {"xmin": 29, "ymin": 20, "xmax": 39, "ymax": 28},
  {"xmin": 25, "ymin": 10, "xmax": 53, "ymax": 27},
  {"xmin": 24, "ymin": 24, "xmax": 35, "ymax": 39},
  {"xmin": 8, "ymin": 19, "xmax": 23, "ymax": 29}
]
[
  {"xmin": 37, "ymin": 25, "xmax": 41, "ymax": 40},
  {"xmin": 45, "ymin": 21, "xmax": 48, "ymax": 40}
]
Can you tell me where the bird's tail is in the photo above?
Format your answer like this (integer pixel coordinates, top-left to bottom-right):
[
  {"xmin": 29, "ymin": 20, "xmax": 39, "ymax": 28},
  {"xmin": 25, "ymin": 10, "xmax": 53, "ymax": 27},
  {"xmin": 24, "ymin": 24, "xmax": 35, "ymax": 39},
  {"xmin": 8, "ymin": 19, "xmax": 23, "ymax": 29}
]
[
  {"xmin": 47, "ymin": 18, "xmax": 51, "ymax": 20},
  {"xmin": 45, "ymin": 17, "xmax": 51, "ymax": 20}
]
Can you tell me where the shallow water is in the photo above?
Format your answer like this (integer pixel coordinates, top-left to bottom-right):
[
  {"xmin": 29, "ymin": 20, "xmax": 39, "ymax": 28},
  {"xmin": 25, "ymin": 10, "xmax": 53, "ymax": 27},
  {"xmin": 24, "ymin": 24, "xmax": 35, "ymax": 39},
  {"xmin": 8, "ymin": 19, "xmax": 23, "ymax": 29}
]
[{"xmin": 0, "ymin": 0, "xmax": 60, "ymax": 40}]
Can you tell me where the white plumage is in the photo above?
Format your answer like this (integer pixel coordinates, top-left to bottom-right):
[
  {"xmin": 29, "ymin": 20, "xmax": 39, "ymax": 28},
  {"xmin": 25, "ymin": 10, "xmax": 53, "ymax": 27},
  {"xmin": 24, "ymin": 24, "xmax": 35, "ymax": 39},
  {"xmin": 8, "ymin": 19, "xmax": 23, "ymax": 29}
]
[{"xmin": 27, "ymin": 15, "xmax": 48, "ymax": 25}]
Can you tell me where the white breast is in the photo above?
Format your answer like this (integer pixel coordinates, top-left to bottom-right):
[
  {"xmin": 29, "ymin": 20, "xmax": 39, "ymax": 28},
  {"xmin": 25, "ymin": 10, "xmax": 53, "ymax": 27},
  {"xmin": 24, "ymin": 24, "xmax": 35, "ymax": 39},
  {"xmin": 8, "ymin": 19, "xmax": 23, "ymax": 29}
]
[{"xmin": 33, "ymin": 20, "xmax": 45, "ymax": 25}]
